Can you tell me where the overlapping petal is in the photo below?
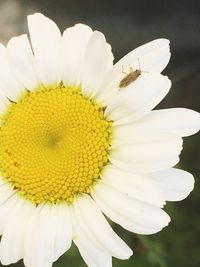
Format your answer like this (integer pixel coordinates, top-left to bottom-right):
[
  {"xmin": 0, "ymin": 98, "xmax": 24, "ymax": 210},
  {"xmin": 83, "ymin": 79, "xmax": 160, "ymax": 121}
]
[
  {"xmin": 81, "ymin": 31, "xmax": 114, "ymax": 98},
  {"xmin": 7, "ymin": 34, "xmax": 39, "ymax": 91},
  {"xmin": 101, "ymin": 165, "xmax": 165, "ymax": 207},
  {"xmin": 53, "ymin": 204, "xmax": 72, "ymax": 261},
  {"xmin": 105, "ymin": 73, "xmax": 171, "ymax": 124},
  {"xmin": 24, "ymin": 204, "xmax": 72, "ymax": 267},
  {"xmin": 96, "ymin": 39, "xmax": 170, "ymax": 103},
  {"xmin": 72, "ymin": 195, "xmax": 132, "ymax": 260},
  {"xmin": 73, "ymin": 217, "xmax": 112, "ymax": 267},
  {"xmin": 0, "ymin": 194, "xmax": 18, "ymax": 234},
  {"xmin": 109, "ymin": 133, "xmax": 183, "ymax": 173},
  {"xmin": 0, "ymin": 199, "xmax": 34, "ymax": 265},
  {"xmin": 0, "ymin": 183, "xmax": 15, "ymax": 207},
  {"xmin": 149, "ymin": 168, "xmax": 195, "ymax": 201},
  {"xmin": 115, "ymin": 108, "xmax": 200, "ymax": 137},
  {"xmin": 24, "ymin": 204, "xmax": 57, "ymax": 267},
  {"xmin": 92, "ymin": 182, "xmax": 170, "ymax": 235},
  {"xmin": 61, "ymin": 24, "xmax": 93, "ymax": 86},
  {"xmin": 27, "ymin": 13, "xmax": 62, "ymax": 87},
  {"xmin": 0, "ymin": 44, "xmax": 23, "ymax": 102}
]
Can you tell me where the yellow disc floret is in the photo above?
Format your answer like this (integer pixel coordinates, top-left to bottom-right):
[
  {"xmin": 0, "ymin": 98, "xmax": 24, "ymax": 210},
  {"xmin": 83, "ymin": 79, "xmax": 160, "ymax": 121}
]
[{"xmin": 0, "ymin": 85, "xmax": 112, "ymax": 204}]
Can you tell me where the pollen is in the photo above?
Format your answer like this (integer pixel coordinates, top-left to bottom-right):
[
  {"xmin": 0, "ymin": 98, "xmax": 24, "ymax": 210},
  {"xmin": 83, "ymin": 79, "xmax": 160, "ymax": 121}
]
[{"xmin": 0, "ymin": 85, "xmax": 112, "ymax": 204}]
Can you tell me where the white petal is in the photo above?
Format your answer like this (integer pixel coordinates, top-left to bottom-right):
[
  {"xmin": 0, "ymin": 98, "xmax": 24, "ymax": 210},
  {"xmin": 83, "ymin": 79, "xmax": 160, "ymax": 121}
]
[
  {"xmin": 110, "ymin": 133, "xmax": 183, "ymax": 173},
  {"xmin": 92, "ymin": 193, "xmax": 151, "ymax": 235},
  {"xmin": 74, "ymin": 239, "xmax": 111, "ymax": 267},
  {"xmin": 53, "ymin": 204, "xmax": 72, "ymax": 261},
  {"xmin": 73, "ymin": 194, "xmax": 132, "ymax": 260},
  {"xmin": 0, "ymin": 84, "xmax": 10, "ymax": 114},
  {"xmin": 27, "ymin": 13, "xmax": 62, "ymax": 86},
  {"xmin": 149, "ymin": 168, "xmax": 195, "ymax": 201},
  {"xmin": 116, "ymin": 108, "xmax": 200, "ymax": 138},
  {"xmin": 92, "ymin": 182, "xmax": 170, "ymax": 235},
  {"xmin": 24, "ymin": 204, "xmax": 56, "ymax": 267},
  {"xmin": 0, "ymin": 43, "xmax": 23, "ymax": 101},
  {"xmin": 101, "ymin": 165, "xmax": 165, "ymax": 207},
  {"xmin": 114, "ymin": 38, "xmax": 170, "ymax": 73},
  {"xmin": 24, "ymin": 204, "xmax": 43, "ymax": 267},
  {"xmin": 105, "ymin": 73, "xmax": 171, "ymax": 124},
  {"xmin": 7, "ymin": 34, "xmax": 39, "ymax": 90},
  {"xmin": 72, "ymin": 199, "xmax": 102, "ymax": 249},
  {"xmin": 0, "ymin": 177, "xmax": 5, "ymax": 187},
  {"xmin": 81, "ymin": 31, "xmax": 114, "ymax": 98},
  {"xmin": 72, "ymin": 210, "xmax": 112, "ymax": 267},
  {"xmin": 0, "ymin": 183, "xmax": 15, "ymax": 206},
  {"xmin": 96, "ymin": 39, "xmax": 170, "ymax": 103},
  {"xmin": 0, "ymin": 199, "xmax": 34, "ymax": 264},
  {"xmin": 61, "ymin": 24, "xmax": 93, "ymax": 86},
  {"xmin": 0, "ymin": 94, "xmax": 9, "ymax": 114},
  {"xmin": 0, "ymin": 194, "xmax": 18, "ymax": 234},
  {"xmin": 74, "ymin": 238, "xmax": 112, "ymax": 267}
]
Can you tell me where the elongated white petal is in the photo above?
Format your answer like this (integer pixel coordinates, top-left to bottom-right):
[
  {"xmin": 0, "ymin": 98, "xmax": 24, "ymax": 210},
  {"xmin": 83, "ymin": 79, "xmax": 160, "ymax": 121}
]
[
  {"xmin": 101, "ymin": 165, "xmax": 165, "ymax": 207},
  {"xmin": 53, "ymin": 204, "xmax": 72, "ymax": 261},
  {"xmin": 0, "ymin": 83, "xmax": 10, "ymax": 114},
  {"xmin": 73, "ymin": 195, "xmax": 132, "ymax": 260},
  {"xmin": 7, "ymin": 34, "xmax": 39, "ymax": 90},
  {"xmin": 0, "ymin": 194, "xmax": 18, "ymax": 234},
  {"xmin": 0, "ymin": 92, "xmax": 9, "ymax": 114},
  {"xmin": 74, "ymin": 238, "xmax": 112, "ymax": 267},
  {"xmin": 110, "ymin": 133, "xmax": 183, "ymax": 173},
  {"xmin": 92, "ymin": 182, "xmax": 170, "ymax": 234},
  {"xmin": 0, "ymin": 199, "xmax": 34, "ymax": 264},
  {"xmin": 72, "ymin": 200, "xmax": 102, "ymax": 249},
  {"xmin": 61, "ymin": 24, "xmax": 93, "ymax": 86},
  {"xmin": 81, "ymin": 31, "xmax": 114, "ymax": 97},
  {"xmin": 24, "ymin": 204, "xmax": 43, "ymax": 267},
  {"xmin": 116, "ymin": 108, "xmax": 200, "ymax": 138},
  {"xmin": 0, "ymin": 43, "xmax": 23, "ymax": 101},
  {"xmin": 28, "ymin": 13, "xmax": 62, "ymax": 86},
  {"xmin": 105, "ymin": 73, "xmax": 171, "ymax": 124},
  {"xmin": 25, "ymin": 204, "xmax": 57, "ymax": 267},
  {"xmin": 149, "ymin": 168, "xmax": 195, "ymax": 201},
  {"xmin": 96, "ymin": 39, "xmax": 170, "ymax": 103},
  {"xmin": 71, "ymin": 195, "xmax": 132, "ymax": 259},
  {"xmin": 26, "ymin": 204, "xmax": 71, "ymax": 267},
  {"xmin": 0, "ymin": 184, "xmax": 15, "ymax": 206},
  {"xmin": 0, "ymin": 177, "xmax": 5, "ymax": 187},
  {"xmin": 24, "ymin": 204, "xmax": 57, "ymax": 267},
  {"xmin": 72, "ymin": 207, "xmax": 112, "ymax": 267},
  {"xmin": 114, "ymin": 38, "xmax": 170, "ymax": 73}
]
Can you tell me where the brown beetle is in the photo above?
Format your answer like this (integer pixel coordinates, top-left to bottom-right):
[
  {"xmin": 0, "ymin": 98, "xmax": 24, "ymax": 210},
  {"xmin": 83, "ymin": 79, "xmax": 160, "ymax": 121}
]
[{"xmin": 119, "ymin": 67, "xmax": 141, "ymax": 89}]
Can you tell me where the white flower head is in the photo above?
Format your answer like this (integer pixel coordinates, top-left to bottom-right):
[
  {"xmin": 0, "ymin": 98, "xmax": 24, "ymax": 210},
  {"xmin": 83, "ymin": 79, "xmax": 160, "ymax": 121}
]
[{"xmin": 0, "ymin": 12, "xmax": 199, "ymax": 267}]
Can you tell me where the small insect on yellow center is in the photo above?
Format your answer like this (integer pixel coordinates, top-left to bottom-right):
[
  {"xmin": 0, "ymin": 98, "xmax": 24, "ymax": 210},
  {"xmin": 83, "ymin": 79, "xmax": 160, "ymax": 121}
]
[{"xmin": 0, "ymin": 85, "xmax": 112, "ymax": 204}]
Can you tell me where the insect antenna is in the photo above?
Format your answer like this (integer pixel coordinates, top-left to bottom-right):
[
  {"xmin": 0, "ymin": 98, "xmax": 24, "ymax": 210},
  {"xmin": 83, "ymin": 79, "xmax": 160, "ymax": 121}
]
[
  {"xmin": 137, "ymin": 57, "xmax": 149, "ymax": 74},
  {"xmin": 138, "ymin": 58, "xmax": 141, "ymax": 70}
]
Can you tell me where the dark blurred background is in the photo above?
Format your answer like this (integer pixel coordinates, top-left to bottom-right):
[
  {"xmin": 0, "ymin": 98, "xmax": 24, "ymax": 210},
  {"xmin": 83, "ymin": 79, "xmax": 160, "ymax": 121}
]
[{"xmin": 0, "ymin": 0, "xmax": 200, "ymax": 266}]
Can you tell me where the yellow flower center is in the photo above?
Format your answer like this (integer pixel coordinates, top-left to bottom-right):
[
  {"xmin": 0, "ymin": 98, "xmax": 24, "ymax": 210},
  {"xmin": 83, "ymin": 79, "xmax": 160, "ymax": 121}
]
[{"xmin": 0, "ymin": 85, "xmax": 112, "ymax": 204}]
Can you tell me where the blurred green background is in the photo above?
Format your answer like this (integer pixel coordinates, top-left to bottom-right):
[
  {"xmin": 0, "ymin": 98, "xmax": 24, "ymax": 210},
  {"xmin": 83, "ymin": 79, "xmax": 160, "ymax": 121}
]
[{"xmin": 0, "ymin": 0, "xmax": 199, "ymax": 266}]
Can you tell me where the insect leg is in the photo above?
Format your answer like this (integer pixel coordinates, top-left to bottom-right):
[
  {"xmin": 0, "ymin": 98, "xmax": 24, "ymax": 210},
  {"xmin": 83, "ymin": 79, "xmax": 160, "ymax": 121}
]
[
  {"xmin": 138, "ymin": 57, "xmax": 149, "ymax": 73},
  {"xmin": 122, "ymin": 65, "xmax": 128, "ymax": 74}
]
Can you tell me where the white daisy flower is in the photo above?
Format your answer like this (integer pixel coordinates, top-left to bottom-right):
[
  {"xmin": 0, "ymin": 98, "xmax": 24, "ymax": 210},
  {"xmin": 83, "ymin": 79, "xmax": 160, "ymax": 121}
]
[{"xmin": 0, "ymin": 12, "xmax": 199, "ymax": 267}]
